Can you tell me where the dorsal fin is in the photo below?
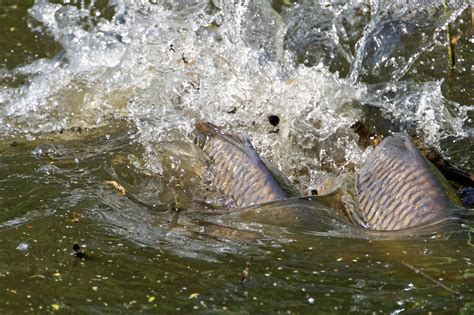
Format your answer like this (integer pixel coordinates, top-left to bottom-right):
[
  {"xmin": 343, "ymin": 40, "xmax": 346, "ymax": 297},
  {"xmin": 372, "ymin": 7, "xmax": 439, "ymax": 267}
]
[{"xmin": 195, "ymin": 122, "xmax": 261, "ymax": 162}]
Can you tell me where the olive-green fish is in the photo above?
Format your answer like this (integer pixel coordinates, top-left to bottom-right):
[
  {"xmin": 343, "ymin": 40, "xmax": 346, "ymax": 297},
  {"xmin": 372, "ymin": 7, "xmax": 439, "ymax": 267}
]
[
  {"xmin": 194, "ymin": 121, "xmax": 298, "ymax": 208},
  {"xmin": 352, "ymin": 133, "xmax": 462, "ymax": 230}
]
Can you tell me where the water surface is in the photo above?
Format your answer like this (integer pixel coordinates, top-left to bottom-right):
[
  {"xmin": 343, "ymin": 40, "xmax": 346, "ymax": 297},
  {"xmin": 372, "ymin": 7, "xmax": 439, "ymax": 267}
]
[{"xmin": 0, "ymin": 0, "xmax": 473, "ymax": 313}]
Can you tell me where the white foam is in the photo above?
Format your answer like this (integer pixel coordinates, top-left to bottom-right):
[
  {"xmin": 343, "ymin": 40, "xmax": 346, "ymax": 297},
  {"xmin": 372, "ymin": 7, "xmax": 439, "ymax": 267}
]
[{"xmin": 0, "ymin": 0, "xmax": 470, "ymax": 181}]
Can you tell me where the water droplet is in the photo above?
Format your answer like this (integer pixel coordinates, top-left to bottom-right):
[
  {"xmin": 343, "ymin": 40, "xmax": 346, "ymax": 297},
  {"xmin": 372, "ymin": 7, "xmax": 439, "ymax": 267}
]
[
  {"xmin": 32, "ymin": 146, "xmax": 45, "ymax": 156},
  {"xmin": 36, "ymin": 165, "xmax": 61, "ymax": 175},
  {"xmin": 16, "ymin": 242, "xmax": 29, "ymax": 251}
]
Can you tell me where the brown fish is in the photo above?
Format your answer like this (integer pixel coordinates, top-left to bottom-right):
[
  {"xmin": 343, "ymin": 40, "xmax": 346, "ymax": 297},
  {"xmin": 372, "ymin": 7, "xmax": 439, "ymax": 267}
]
[
  {"xmin": 353, "ymin": 133, "xmax": 462, "ymax": 230},
  {"xmin": 194, "ymin": 121, "xmax": 298, "ymax": 208},
  {"xmin": 195, "ymin": 122, "xmax": 463, "ymax": 231}
]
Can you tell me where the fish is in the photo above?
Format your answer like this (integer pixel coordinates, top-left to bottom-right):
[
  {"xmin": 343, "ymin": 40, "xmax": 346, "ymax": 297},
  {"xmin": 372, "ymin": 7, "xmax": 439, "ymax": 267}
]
[
  {"xmin": 194, "ymin": 121, "xmax": 298, "ymax": 208},
  {"xmin": 352, "ymin": 133, "xmax": 462, "ymax": 231},
  {"xmin": 195, "ymin": 121, "xmax": 463, "ymax": 231}
]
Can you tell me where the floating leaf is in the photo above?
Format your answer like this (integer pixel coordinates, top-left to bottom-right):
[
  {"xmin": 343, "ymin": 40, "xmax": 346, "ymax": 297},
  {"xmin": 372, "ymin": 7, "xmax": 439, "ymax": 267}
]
[
  {"xmin": 51, "ymin": 304, "xmax": 60, "ymax": 311},
  {"xmin": 148, "ymin": 296, "xmax": 156, "ymax": 303}
]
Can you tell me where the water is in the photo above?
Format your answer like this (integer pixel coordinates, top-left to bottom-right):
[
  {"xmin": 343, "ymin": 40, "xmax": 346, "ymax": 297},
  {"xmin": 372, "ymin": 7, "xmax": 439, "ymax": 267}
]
[{"xmin": 0, "ymin": 0, "xmax": 473, "ymax": 312}]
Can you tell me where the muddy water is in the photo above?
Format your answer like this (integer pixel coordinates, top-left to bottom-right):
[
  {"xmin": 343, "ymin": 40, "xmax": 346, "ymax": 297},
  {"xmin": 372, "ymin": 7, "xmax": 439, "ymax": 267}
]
[{"xmin": 0, "ymin": 1, "xmax": 473, "ymax": 313}]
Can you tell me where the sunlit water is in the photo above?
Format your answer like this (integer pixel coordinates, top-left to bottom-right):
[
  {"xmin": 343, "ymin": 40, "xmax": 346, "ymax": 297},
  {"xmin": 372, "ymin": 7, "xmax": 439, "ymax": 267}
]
[{"xmin": 0, "ymin": 0, "xmax": 473, "ymax": 313}]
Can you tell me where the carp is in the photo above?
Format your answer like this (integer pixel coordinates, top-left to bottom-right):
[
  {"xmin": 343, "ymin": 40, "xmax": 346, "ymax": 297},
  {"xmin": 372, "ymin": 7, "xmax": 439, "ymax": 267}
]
[
  {"xmin": 194, "ymin": 121, "xmax": 466, "ymax": 231},
  {"xmin": 351, "ymin": 133, "xmax": 462, "ymax": 230},
  {"xmin": 194, "ymin": 121, "xmax": 298, "ymax": 208}
]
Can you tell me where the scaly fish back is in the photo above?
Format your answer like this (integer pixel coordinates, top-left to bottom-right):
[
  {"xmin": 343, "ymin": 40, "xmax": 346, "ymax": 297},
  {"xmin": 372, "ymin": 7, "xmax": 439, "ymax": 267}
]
[
  {"xmin": 195, "ymin": 122, "xmax": 294, "ymax": 208},
  {"xmin": 355, "ymin": 133, "xmax": 461, "ymax": 230}
]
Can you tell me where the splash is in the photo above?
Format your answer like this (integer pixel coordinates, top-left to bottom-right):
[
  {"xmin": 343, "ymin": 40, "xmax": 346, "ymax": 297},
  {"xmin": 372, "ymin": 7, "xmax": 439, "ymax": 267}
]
[{"xmin": 0, "ymin": 0, "xmax": 471, "ymax": 181}]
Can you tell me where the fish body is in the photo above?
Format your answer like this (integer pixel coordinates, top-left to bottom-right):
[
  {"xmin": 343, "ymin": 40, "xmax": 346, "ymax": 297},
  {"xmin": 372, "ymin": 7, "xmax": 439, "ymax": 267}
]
[
  {"xmin": 353, "ymin": 133, "xmax": 462, "ymax": 230},
  {"xmin": 194, "ymin": 122, "xmax": 298, "ymax": 208},
  {"xmin": 195, "ymin": 122, "xmax": 463, "ymax": 231}
]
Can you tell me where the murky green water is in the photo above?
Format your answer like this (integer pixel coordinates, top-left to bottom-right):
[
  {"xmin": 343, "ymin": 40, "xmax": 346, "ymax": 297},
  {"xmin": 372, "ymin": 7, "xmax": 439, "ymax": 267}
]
[{"xmin": 1, "ymin": 0, "xmax": 473, "ymax": 313}]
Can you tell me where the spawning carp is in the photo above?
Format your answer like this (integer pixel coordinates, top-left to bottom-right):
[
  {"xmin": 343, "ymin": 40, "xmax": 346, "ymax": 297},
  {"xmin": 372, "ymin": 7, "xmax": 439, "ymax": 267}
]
[
  {"xmin": 194, "ymin": 121, "xmax": 463, "ymax": 231},
  {"xmin": 351, "ymin": 133, "xmax": 462, "ymax": 230},
  {"xmin": 194, "ymin": 122, "xmax": 298, "ymax": 208}
]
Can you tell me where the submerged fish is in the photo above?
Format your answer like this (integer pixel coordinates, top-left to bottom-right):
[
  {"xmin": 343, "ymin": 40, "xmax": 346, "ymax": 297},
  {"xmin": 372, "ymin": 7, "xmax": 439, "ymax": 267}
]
[
  {"xmin": 194, "ymin": 121, "xmax": 463, "ymax": 231},
  {"xmin": 352, "ymin": 133, "xmax": 462, "ymax": 230},
  {"xmin": 194, "ymin": 122, "xmax": 298, "ymax": 208}
]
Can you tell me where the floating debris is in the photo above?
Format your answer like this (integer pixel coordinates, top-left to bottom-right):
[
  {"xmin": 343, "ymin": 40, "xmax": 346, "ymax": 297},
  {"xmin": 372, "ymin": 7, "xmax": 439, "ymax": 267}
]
[
  {"xmin": 441, "ymin": 0, "xmax": 455, "ymax": 69},
  {"xmin": 401, "ymin": 261, "xmax": 462, "ymax": 298},
  {"xmin": 72, "ymin": 243, "xmax": 86, "ymax": 259},
  {"xmin": 105, "ymin": 180, "xmax": 127, "ymax": 195},
  {"xmin": 189, "ymin": 293, "xmax": 200, "ymax": 299},
  {"xmin": 240, "ymin": 257, "xmax": 253, "ymax": 284},
  {"xmin": 71, "ymin": 211, "xmax": 84, "ymax": 223}
]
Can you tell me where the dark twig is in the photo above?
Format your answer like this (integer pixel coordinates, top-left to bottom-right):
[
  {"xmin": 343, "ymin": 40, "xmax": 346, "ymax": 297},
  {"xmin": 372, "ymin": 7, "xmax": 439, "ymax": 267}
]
[
  {"xmin": 441, "ymin": 0, "xmax": 455, "ymax": 69},
  {"xmin": 401, "ymin": 261, "xmax": 462, "ymax": 298}
]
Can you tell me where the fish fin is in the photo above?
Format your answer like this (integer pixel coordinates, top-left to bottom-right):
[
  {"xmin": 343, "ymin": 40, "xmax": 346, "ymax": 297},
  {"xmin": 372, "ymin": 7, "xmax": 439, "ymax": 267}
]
[
  {"xmin": 195, "ymin": 121, "xmax": 247, "ymax": 151},
  {"xmin": 264, "ymin": 164, "xmax": 300, "ymax": 197},
  {"xmin": 195, "ymin": 121, "xmax": 269, "ymax": 165}
]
